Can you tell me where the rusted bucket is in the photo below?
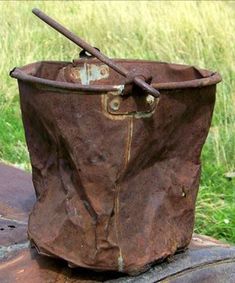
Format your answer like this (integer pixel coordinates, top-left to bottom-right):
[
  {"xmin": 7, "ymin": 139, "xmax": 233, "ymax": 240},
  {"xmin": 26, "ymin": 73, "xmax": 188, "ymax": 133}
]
[{"xmin": 10, "ymin": 9, "xmax": 221, "ymax": 275}]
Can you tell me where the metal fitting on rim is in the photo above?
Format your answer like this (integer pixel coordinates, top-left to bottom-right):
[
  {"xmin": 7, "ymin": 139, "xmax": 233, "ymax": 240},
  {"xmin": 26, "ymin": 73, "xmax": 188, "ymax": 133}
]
[{"xmin": 122, "ymin": 70, "xmax": 153, "ymax": 96}]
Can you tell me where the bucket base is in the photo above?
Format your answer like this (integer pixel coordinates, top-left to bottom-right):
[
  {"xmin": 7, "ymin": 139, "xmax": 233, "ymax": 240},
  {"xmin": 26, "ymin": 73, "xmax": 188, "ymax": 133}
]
[{"xmin": 0, "ymin": 163, "xmax": 235, "ymax": 283}]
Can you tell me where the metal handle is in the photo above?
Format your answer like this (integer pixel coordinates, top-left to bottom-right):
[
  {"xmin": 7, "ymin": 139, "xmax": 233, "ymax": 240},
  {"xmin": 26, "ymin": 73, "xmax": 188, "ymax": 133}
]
[
  {"xmin": 79, "ymin": 48, "xmax": 100, "ymax": 58},
  {"xmin": 32, "ymin": 8, "xmax": 160, "ymax": 98}
]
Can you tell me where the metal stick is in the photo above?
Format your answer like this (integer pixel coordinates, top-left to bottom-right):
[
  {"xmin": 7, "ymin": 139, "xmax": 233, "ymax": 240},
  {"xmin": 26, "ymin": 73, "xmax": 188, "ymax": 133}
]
[{"xmin": 32, "ymin": 8, "xmax": 160, "ymax": 97}]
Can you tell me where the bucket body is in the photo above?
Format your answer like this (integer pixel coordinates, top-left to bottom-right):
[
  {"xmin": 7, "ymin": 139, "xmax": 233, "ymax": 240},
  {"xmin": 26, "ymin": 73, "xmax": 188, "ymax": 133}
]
[{"xmin": 11, "ymin": 59, "xmax": 221, "ymax": 274}]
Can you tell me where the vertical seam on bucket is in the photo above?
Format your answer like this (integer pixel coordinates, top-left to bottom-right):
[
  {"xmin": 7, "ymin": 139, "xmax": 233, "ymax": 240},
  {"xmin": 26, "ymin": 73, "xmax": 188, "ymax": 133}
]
[{"xmin": 115, "ymin": 116, "xmax": 133, "ymax": 272}]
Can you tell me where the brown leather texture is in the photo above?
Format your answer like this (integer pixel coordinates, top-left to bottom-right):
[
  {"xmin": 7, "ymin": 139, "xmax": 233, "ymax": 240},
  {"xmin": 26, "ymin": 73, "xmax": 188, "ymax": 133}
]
[
  {"xmin": 12, "ymin": 59, "xmax": 221, "ymax": 273},
  {"xmin": 1, "ymin": 163, "xmax": 235, "ymax": 283}
]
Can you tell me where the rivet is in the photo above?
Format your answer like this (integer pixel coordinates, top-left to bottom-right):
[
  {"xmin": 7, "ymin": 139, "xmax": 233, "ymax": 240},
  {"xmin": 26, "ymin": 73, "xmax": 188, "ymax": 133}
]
[
  {"xmin": 182, "ymin": 187, "xmax": 186, "ymax": 197},
  {"xmin": 110, "ymin": 98, "xmax": 120, "ymax": 111},
  {"xmin": 100, "ymin": 66, "xmax": 108, "ymax": 76},
  {"xmin": 100, "ymin": 69, "xmax": 106, "ymax": 75},
  {"xmin": 146, "ymin": 94, "xmax": 155, "ymax": 105}
]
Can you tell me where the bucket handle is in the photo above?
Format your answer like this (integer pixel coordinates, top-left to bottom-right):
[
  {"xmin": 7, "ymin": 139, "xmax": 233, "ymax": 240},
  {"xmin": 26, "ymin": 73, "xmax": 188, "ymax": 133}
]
[
  {"xmin": 32, "ymin": 8, "xmax": 160, "ymax": 98},
  {"xmin": 79, "ymin": 48, "xmax": 100, "ymax": 59}
]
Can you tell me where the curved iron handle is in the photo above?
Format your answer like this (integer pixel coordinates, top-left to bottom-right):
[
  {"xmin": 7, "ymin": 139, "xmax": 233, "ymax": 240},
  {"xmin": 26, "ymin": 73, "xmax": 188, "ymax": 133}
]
[{"xmin": 32, "ymin": 8, "xmax": 160, "ymax": 98}]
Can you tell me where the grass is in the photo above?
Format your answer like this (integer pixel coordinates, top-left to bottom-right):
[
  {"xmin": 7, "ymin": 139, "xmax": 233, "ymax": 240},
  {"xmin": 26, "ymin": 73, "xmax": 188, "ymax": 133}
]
[{"xmin": 0, "ymin": 1, "xmax": 234, "ymax": 243}]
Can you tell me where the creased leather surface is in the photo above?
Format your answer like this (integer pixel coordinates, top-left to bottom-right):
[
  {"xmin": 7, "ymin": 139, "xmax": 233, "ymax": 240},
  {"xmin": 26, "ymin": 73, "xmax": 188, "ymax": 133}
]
[
  {"xmin": 16, "ymin": 59, "xmax": 219, "ymax": 274},
  {"xmin": 1, "ymin": 163, "xmax": 234, "ymax": 283}
]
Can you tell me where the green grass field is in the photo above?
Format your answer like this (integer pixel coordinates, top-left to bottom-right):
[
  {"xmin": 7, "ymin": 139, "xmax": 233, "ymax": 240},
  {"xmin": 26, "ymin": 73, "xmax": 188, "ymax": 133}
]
[{"xmin": 0, "ymin": 1, "xmax": 234, "ymax": 243}]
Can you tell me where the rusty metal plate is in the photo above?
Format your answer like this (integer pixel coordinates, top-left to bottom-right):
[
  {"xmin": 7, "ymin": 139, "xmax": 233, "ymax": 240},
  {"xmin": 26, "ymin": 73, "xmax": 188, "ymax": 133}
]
[
  {"xmin": 0, "ymin": 163, "xmax": 35, "ymax": 222},
  {"xmin": 10, "ymin": 59, "xmax": 221, "ymax": 274},
  {"xmin": 0, "ymin": 218, "xmax": 27, "ymax": 246},
  {"xmin": 112, "ymin": 244, "xmax": 235, "ymax": 283},
  {"xmin": 0, "ymin": 163, "xmax": 35, "ymax": 248},
  {"xmin": 105, "ymin": 92, "xmax": 158, "ymax": 117}
]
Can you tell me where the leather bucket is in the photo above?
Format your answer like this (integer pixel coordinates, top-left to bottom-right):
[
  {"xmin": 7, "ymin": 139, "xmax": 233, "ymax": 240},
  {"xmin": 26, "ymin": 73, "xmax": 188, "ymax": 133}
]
[{"xmin": 10, "ymin": 58, "xmax": 221, "ymax": 274}]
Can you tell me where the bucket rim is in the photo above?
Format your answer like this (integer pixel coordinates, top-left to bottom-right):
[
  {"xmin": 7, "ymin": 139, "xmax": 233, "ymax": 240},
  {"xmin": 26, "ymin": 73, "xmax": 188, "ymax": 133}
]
[{"xmin": 10, "ymin": 59, "xmax": 222, "ymax": 94}]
